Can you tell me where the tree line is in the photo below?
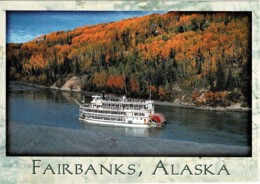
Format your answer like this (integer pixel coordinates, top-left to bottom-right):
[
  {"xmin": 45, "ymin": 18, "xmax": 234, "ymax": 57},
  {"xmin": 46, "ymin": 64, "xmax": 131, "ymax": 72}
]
[{"xmin": 7, "ymin": 12, "xmax": 251, "ymax": 106}]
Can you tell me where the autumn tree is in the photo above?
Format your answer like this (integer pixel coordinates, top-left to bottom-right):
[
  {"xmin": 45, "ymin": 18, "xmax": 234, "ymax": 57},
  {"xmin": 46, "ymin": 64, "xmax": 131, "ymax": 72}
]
[{"xmin": 7, "ymin": 12, "xmax": 251, "ymax": 105}]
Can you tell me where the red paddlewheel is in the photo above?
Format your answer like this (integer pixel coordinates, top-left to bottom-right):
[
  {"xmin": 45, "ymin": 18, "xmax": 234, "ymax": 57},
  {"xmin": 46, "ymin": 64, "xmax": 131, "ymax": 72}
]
[{"xmin": 150, "ymin": 113, "xmax": 166, "ymax": 124}]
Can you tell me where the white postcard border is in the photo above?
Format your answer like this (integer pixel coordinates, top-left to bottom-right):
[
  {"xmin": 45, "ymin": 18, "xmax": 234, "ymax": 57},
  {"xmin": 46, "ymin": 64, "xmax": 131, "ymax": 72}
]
[{"xmin": 0, "ymin": 1, "xmax": 259, "ymax": 183}]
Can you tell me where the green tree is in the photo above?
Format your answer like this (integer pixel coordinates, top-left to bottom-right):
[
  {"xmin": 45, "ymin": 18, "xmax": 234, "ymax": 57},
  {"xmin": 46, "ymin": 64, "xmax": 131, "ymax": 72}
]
[{"xmin": 216, "ymin": 61, "xmax": 226, "ymax": 91}]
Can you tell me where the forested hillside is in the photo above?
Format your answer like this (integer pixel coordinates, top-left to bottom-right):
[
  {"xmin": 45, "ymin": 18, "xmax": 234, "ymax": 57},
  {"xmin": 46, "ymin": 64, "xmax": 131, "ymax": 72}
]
[{"xmin": 7, "ymin": 12, "xmax": 251, "ymax": 107}]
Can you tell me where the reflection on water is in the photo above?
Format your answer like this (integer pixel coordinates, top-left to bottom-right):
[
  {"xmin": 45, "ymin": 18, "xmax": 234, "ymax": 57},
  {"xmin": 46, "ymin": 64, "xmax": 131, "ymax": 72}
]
[
  {"xmin": 124, "ymin": 127, "xmax": 162, "ymax": 137},
  {"xmin": 7, "ymin": 82, "xmax": 251, "ymax": 146},
  {"xmin": 80, "ymin": 122, "xmax": 162, "ymax": 138}
]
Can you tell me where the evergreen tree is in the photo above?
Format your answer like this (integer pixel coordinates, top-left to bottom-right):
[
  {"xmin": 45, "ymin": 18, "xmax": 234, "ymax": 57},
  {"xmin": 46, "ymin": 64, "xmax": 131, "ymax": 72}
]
[
  {"xmin": 226, "ymin": 69, "xmax": 234, "ymax": 90},
  {"xmin": 239, "ymin": 62, "xmax": 251, "ymax": 105},
  {"xmin": 216, "ymin": 61, "xmax": 225, "ymax": 90}
]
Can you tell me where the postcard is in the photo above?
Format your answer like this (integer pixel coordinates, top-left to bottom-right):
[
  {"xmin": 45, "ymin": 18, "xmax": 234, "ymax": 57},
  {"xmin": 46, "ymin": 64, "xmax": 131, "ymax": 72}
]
[{"xmin": 0, "ymin": 0, "xmax": 259, "ymax": 183}]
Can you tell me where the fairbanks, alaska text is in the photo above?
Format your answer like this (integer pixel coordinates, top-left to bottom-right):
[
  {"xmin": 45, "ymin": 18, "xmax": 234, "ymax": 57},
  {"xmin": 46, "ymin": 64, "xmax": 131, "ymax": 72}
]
[{"xmin": 32, "ymin": 160, "xmax": 230, "ymax": 176}]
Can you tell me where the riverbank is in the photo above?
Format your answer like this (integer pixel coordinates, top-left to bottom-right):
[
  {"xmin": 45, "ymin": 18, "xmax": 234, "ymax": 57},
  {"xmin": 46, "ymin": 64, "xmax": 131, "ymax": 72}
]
[
  {"xmin": 7, "ymin": 122, "xmax": 250, "ymax": 156},
  {"xmin": 9, "ymin": 81, "xmax": 251, "ymax": 112},
  {"xmin": 154, "ymin": 101, "xmax": 251, "ymax": 112}
]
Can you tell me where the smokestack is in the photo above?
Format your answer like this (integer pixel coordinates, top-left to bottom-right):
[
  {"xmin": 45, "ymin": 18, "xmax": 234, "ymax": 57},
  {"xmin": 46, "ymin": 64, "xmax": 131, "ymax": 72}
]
[{"xmin": 102, "ymin": 91, "xmax": 105, "ymax": 100}]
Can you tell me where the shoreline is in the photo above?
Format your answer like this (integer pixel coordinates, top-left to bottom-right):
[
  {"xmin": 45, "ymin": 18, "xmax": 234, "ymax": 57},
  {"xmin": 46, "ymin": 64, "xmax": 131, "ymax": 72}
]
[
  {"xmin": 9, "ymin": 81, "xmax": 251, "ymax": 112},
  {"xmin": 154, "ymin": 101, "xmax": 251, "ymax": 112}
]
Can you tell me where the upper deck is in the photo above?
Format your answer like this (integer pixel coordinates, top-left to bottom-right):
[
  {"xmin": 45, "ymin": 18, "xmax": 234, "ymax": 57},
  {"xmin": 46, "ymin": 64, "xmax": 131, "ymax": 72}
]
[{"xmin": 83, "ymin": 95, "xmax": 154, "ymax": 111}]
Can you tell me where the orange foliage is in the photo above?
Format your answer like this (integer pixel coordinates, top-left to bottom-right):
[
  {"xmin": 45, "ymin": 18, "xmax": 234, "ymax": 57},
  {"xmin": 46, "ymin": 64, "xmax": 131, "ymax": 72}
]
[
  {"xmin": 106, "ymin": 75, "xmax": 124, "ymax": 90},
  {"xmin": 7, "ymin": 12, "xmax": 250, "ymax": 102},
  {"xmin": 149, "ymin": 85, "xmax": 157, "ymax": 94},
  {"xmin": 191, "ymin": 91, "xmax": 200, "ymax": 100},
  {"xmin": 198, "ymin": 91, "xmax": 229, "ymax": 105},
  {"xmin": 30, "ymin": 54, "xmax": 47, "ymax": 69},
  {"xmin": 92, "ymin": 71, "xmax": 107, "ymax": 88},
  {"xmin": 130, "ymin": 78, "xmax": 139, "ymax": 93},
  {"xmin": 158, "ymin": 86, "xmax": 166, "ymax": 98}
]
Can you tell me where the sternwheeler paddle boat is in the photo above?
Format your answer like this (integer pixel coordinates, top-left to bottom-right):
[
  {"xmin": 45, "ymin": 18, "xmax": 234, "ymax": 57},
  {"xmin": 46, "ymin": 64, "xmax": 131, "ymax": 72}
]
[{"xmin": 76, "ymin": 92, "xmax": 166, "ymax": 128}]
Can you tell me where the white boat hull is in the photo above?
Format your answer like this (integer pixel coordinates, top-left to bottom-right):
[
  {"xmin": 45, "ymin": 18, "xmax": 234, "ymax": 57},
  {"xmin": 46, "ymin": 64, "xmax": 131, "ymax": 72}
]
[{"xmin": 79, "ymin": 118, "xmax": 152, "ymax": 128}]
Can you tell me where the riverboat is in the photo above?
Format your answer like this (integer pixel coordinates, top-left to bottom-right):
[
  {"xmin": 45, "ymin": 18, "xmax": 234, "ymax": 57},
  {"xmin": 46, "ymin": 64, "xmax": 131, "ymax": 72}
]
[{"xmin": 76, "ymin": 92, "xmax": 166, "ymax": 128}]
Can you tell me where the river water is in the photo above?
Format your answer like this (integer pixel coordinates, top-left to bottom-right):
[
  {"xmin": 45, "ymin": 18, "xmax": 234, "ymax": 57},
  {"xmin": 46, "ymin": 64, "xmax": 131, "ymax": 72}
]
[{"xmin": 7, "ymin": 82, "xmax": 251, "ymax": 148}]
